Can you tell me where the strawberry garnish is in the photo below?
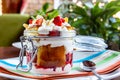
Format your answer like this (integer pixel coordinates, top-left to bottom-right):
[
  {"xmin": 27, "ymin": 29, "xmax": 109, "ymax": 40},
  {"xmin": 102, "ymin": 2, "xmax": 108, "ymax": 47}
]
[
  {"xmin": 53, "ymin": 16, "xmax": 62, "ymax": 26},
  {"xmin": 61, "ymin": 18, "xmax": 65, "ymax": 23},
  {"xmin": 36, "ymin": 18, "xmax": 43, "ymax": 26},
  {"xmin": 29, "ymin": 19, "xmax": 33, "ymax": 24},
  {"xmin": 49, "ymin": 30, "xmax": 60, "ymax": 36}
]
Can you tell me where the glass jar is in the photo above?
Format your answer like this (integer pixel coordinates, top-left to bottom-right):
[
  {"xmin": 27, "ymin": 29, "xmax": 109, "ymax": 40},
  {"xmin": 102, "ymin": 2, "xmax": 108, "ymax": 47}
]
[{"xmin": 17, "ymin": 30, "xmax": 76, "ymax": 74}]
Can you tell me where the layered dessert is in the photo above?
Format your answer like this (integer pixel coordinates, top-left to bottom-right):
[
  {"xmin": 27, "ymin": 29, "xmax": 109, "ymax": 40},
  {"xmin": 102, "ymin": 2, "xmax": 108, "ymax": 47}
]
[{"xmin": 23, "ymin": 15, "xmax": 76, "ymax": 74}]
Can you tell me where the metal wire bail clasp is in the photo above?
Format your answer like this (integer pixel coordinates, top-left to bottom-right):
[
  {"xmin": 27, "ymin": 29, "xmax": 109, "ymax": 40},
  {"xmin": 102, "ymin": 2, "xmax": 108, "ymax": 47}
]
[{"xmin": 16, "ymin": 36, "xmax": 37, "ymax": 72}]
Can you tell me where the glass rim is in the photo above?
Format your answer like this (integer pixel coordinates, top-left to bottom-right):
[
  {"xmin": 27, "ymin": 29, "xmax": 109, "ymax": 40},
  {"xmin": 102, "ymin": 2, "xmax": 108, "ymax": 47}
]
[
  {"xmin": 23, "ymin": 30, "xmax": 76, "ymax": 38},
  {"xmin": 21, "ymin": 36, "xmax": 76, "ymax": 39}
]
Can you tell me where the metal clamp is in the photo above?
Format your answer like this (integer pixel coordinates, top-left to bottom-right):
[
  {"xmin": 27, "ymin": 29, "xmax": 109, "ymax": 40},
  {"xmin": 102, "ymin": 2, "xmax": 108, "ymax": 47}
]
[{"xmin": 16, "ymin": 36, "xmax": 37, "ymax": 72}]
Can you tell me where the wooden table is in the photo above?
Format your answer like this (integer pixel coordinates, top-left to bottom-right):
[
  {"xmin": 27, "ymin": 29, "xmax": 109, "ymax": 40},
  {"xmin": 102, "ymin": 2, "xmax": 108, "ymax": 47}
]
[
  {"xmin": 0, "ymin": 47, "xmax": 19, "ymax": 80},
  {"xmin": 0, "ymin": 47, "xmax": 20, "ymax": 59}
]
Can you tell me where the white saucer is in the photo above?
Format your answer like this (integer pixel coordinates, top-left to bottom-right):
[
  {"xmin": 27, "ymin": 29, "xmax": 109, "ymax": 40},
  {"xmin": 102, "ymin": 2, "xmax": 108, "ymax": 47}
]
[{"xmin": 12, "ymin": 42, "xmax": 23, "ymax": 49}]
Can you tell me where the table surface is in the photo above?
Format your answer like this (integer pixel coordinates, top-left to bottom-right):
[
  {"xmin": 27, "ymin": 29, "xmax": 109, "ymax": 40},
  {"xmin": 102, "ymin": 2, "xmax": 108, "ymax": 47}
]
[{"xmin": 0, "ymin": 47, "xmax": 20, "ymax": 59}]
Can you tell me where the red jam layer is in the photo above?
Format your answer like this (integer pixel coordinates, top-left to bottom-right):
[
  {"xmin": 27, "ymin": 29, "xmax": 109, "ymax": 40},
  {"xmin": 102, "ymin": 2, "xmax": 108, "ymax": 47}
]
[{"xmin": 26, "ymin": 52, "xmax": 73, "ymax": 71}]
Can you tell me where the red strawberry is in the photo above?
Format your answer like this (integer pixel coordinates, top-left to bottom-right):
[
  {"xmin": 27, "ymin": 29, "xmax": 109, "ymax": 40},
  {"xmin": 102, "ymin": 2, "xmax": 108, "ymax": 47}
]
[
  {"xmin": 49, "ymin": 30, "xmax": 60, "ymax": 36},
  {"xmin": 26, "ymin": 52, "xmax": 31, "ymax": 63},
  {"xmin": 53, "ymin": 16, "xmax": 62, "ymax": 26},
  {"xmin": 29, "ymin": 19, "xmax": 33, "ymax": 24},
  {"xmin": 55, "ymin": 16, "xmax": 61, "ymax": 19},
  {"xmin": 36, "ymin": 18, "xmax": 43, "ymax": 26},
  {"xmin": 61, "ymin": 18, "xmax": 65, "ymax": 23}
]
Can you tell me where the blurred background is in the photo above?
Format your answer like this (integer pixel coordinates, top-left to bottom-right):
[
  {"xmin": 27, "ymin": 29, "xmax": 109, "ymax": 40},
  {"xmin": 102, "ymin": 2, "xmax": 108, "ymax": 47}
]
[{"xmin": 1, "ymin": 0, "xmax": 54, "ymax": 14}]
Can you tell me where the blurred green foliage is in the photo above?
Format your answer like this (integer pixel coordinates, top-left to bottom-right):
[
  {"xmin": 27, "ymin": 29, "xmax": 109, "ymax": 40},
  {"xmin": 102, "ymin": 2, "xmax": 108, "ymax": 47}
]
[{"xmin": 58, "ymin": 0, "xmax": 120, "ymax": 50}]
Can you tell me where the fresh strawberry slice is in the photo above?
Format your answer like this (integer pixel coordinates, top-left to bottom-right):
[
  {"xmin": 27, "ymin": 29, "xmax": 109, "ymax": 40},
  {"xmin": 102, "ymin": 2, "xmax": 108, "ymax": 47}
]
[
  {"xmin": 26, "ymin": 52, "xmax": 31, "ymax": 63},
  {"xmin": 49, "ymin": 30, "xmax": 60, "ymax": 36},
  {"xmin": 29, "ymin": 19, "xmax": 33, "ymax": 24},
  {"xmin": 53, "ymin": 16, "xmax": 62, "ymax": 26},
  {"xmin": 61, "ymin": 18, "xmax": 65, "ymax": 23},
  {"xmin": 36, "ymin": 18, "xmax": 43, "ymax": 26},
  {"xmin": 53, "ymin": 19, "xmax": 62, "ymax": 26}
]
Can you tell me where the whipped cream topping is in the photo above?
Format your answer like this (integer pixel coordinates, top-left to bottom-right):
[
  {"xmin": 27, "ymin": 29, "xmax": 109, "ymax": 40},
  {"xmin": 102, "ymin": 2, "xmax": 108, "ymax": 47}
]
[{"xmin": 23, "ymin": 15, "xmax": 76, "ymax": 37}]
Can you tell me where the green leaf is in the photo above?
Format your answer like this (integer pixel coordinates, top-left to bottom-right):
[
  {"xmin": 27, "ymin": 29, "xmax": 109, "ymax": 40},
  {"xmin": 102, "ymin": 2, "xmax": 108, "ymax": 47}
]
[
  {"xmin": 91, "ymin": 2, "xmax": 103, "ymax": 20},
  {"xmin": 31, "ymin": 15, "xmax": 36, "ymax": 19},
  {"xmin": 34, "ymin": 2, "xmax": 59, "ymax": 20},
  {"xmin": 47, "ymin": 9, "xmax": 59, "ymax": 20},
  {"xmin": 105, "ymin": 0, "xmax": 120, "ymax": 9},
  {"xmin": 72, "ymin": 4, "xmax": 88, "ymax": 17},
  {"xmin": 42, "ymin": 3, "xmax": 50, "ymax": 13},
  {"xmin": 99, "ymin": 8, "xmax": 120, "ymax": 20},
  {"xmin": 36, "ymin": 10, "xmax": 45, "ymax": 16}
]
